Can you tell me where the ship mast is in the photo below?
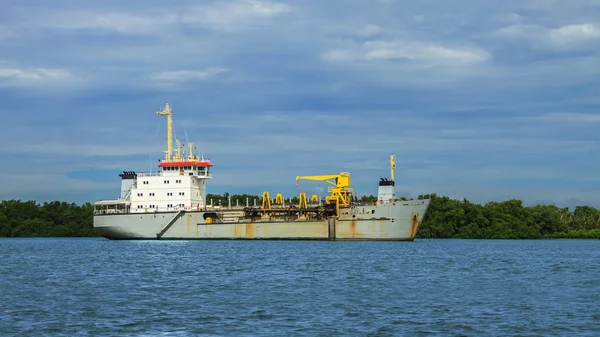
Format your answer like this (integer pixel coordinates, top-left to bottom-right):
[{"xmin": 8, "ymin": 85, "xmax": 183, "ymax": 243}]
[
  {"xmin": 157, "ymin": 101, "xmax": 173, "ymax": 162},
  {"xmin": 390, "ymin": 153, "xmax": 396, "ymax": 183}
]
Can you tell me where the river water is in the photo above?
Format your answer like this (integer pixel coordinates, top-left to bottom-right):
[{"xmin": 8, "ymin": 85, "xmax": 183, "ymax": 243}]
[{"xmin": 1, "ymin": 238, "xmax": 599, "ymax": 336}]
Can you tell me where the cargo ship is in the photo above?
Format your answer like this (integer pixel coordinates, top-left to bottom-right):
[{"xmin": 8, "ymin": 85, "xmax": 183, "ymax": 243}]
[{"xmin": 93, "ymin": 101, "xmax": 431, "ymax": 240}]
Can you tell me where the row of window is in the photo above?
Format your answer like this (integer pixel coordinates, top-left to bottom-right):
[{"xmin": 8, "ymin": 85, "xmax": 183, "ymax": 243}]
[
  {"xmin": 137, "ymin": 204, "xmax": 185, "ymax": 209},
  {"xmin": 138, "ymin": 192, "xmax": 185, "ymax": 197},
  {"xmin": 166, "ymin": 204, "xmax": 186, "ymax": 208},
  {"xmin": 142, "ymin": 180, "xmax": 184, "ymax": 185},
  {"xmin": 137, "ymin": 205, "xmax": 156, "ymax": 209},
  {"xmin": 141, "ymin": 179, "xmax": 202, "ymax": 185}
]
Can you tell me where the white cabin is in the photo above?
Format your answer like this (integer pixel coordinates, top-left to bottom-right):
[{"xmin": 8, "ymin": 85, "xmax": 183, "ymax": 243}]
[
  {"xmin": 124, "ymin": 160, "xmax": 212, "ymax": 212},
  {"xmin": 94, "ymin": 101, "xmax": 214, "ymax": 214}
]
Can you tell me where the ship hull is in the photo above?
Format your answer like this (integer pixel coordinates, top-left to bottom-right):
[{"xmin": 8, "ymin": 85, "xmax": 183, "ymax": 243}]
[{"xmin": 93, "ymin": 199, "xmax": 430, "ymax": 241}]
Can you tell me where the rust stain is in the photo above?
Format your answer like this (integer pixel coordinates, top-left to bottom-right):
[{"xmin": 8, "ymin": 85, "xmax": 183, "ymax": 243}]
[
  {"xmin": 410, "ymin": 213, "xmax": 420, "ymax": 238},
  {"xmin": 245, "ymin": 223, "xmax": 255, "ymax": 238},
  {"xmin": 234, "ymin": 224, "xmax": 243, "ymax": 238},
  {"xmin": 350, "ymin": 220, "xmax": 356, "ymax": 238}
]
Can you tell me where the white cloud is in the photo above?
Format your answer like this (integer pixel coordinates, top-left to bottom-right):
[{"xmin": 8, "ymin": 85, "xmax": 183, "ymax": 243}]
[
  {"xmin": 492, "ymin": 24, "xmax": 546, "ymax": 39},
  {"xmin": 151, "ymin": 68, "xmax": 230, "ymax": 82},
  {"xmin": 181, "ymin": 0, "xmax": 293, "ymax": 32},
  {"xmin": 548, "ymin": 23, "xmax": 600, "ymax": 44},
  {"xmin": 0, "ymin": 67, "xmax": 75, "ymax": 86},
  {"xmin": 37, "ymin": 11, "xmax": 172, "ymax": 35},
  {"xmin": 491, "ymin": 22, "xmax": 600, "ymax": 48},
  {"xmin": 322, "ymin": 40, "xmax": 489, "ymax": 65},
  {"xmin": 11, "ymin": 0, "xmax": 292, "ymax": 36}
]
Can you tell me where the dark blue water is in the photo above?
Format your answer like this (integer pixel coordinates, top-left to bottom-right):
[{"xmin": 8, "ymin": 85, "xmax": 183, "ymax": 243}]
[{"xmin": 1, "ymin": 238, "xmax": 599, "ymax": 336}]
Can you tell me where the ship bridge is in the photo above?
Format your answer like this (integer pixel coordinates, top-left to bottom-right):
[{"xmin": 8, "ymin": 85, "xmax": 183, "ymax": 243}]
[
  {"xmin": 123, "ymin": 101, "xmax": 213, "ymax": 212},
  {"xmin": 94, "ymin": 101, "xmax": 214, "ymax": 214}
]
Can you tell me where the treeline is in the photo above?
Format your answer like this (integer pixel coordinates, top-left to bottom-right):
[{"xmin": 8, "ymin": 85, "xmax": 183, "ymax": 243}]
[
  {"xmin": 418, "ymin": 195, "xmax": 600, "ymax": 239},
  {"xmin": 0, "ymin": 200, "xmax": 96, "ymax": 237},
  {"xmin": 0, "ymin": 195, "xmax": 599, "ymax": 238}
]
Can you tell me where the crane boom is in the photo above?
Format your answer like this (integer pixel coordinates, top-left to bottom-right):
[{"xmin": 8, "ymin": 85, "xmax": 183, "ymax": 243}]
[{"xmin": 295, "ymin": 172, "xmax": 350, "ymax": 188}]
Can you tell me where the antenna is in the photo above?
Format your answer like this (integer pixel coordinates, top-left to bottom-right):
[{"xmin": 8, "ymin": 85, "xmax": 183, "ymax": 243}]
[
  {"xmin": 182, "ymin": 120, "xmax": 198, "ymax": 161},
  {"xmin": 183, "ymin": 122, "xmax": 190, "ymax": 146}
]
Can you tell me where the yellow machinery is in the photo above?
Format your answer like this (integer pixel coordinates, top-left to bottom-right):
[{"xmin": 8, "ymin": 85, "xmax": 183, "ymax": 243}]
[
  {"xmin": 298, "ymin": 192, "xmax": 308, "ymax": 209},
  {"xmin": 295, "ymin": 172, "xmax": 353, "ymax": 216},
  {"xmin": 261, "ymin": 191, "xmax": 271, "ymax": 209},
  {"xmin": 275, "ymin": 193, "xmax": 284, "ymax": 205},
  {"xmin": 311, "ymin": 194, "xmax": 319, "ymax": 203}
]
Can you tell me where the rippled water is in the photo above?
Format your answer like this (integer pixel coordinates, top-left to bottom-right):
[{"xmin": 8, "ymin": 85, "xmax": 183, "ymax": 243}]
[{"xmin": 1, "ymin": 238, "xmax": 599, "ymax": 336}]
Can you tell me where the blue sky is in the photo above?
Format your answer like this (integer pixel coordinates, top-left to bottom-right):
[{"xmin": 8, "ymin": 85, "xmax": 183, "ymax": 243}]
[{"xmin": 1, "ymin": 0, "xmax": 599, "ymax": 209}]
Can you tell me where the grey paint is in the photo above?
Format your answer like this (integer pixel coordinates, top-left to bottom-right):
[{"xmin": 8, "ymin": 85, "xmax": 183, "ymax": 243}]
[{"xmin": 94, "ymin": 199, "xmax": 431, "ymax": 240}]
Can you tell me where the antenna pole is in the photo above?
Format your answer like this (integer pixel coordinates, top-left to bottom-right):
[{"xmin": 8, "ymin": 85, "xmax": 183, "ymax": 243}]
[{"xmin": 157, "ymin": 101, "xmax": 173, "ymax": 162}]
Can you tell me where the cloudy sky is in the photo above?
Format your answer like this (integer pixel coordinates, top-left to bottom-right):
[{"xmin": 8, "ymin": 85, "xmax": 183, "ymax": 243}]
[{"xmin": 1, "ymin": 0, "xmax": 599, "ymax": 208}]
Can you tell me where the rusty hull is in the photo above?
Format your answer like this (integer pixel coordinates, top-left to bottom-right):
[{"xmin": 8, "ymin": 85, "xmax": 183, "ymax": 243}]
[{"xmin": 94, "ymin": 199, "xmax": 430, "ymax": 240}]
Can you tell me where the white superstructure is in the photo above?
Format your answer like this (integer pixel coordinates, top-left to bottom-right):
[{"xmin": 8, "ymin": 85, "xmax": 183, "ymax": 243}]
[
  {"xmin": 97, "ymin": 101, "xmax": 213, "ymax": 214},
  {"xmin": 126, "ymin": 160, "xmax": 212, "ymax": 212}
]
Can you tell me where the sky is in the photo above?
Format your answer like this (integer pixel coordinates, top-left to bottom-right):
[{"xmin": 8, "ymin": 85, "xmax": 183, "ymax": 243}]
[{"xmin": 1, "ymin": 0, "xmax": 599, "ymax": 209}]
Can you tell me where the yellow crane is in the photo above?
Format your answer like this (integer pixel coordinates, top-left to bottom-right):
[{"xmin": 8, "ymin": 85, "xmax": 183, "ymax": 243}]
[
  {"xmin": 295, "ymin": 172, "xmax": 353, "ymax": 216},
  {"xmin": 298, "ymin": 192, "xmax": 308, "ymax": 209}
]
